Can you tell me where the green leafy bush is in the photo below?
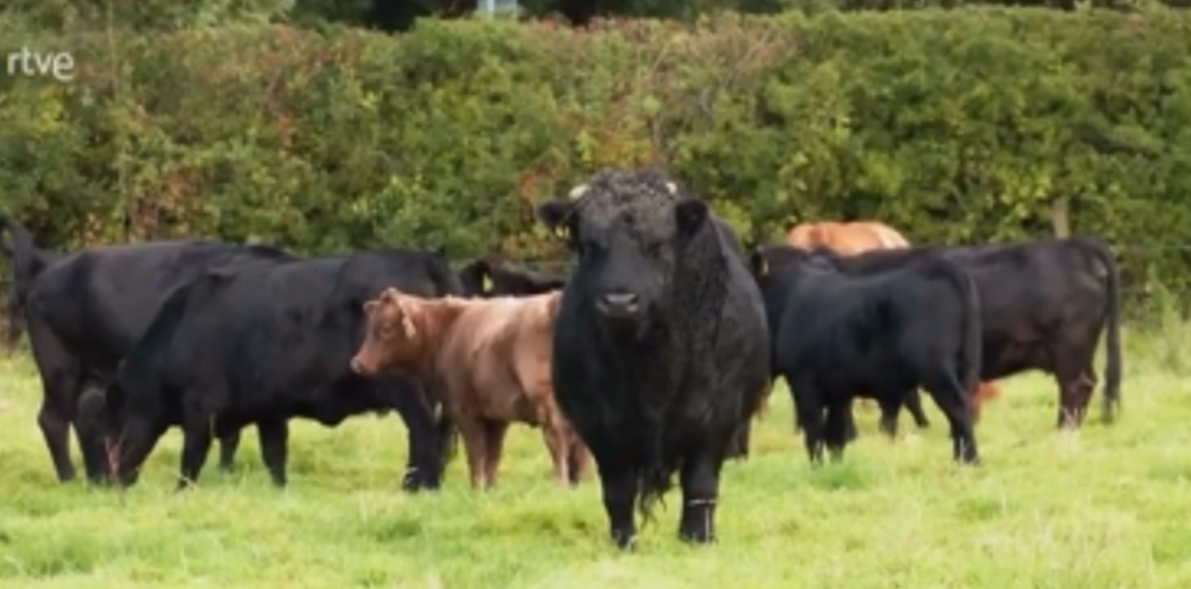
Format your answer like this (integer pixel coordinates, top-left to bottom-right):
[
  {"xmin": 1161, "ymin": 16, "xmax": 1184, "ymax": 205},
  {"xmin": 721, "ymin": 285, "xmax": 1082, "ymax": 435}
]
[{"xmin": 2, "ymin": 9, "xmax": 1191, "ymax": 305}]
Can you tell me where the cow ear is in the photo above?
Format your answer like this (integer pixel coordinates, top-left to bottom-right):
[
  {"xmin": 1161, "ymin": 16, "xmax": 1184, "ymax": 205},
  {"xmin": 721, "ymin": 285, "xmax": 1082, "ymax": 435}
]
[
  {"xmin": 748, "ymin": 249, "xmax": 768, "ymax": 278},
  {"xmin": 363, "ymin": 300, "xmax": 378, "ymax": 315},
  {"xmin": 537, "ymin": 200, "xmax": 578, "ymax": 243},
  {"xmin": 675, "ymin": 198, "xmax": 709, "ymax": 237}
]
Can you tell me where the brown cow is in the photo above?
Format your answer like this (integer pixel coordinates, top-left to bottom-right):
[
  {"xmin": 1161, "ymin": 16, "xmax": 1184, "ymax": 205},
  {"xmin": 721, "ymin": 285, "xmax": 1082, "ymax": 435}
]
[
  {"xmin": 786, "ymin": 219, "xmax": 1002, "ymax": 420},
  {"xmin": 787, "ymin": 220, "xmax": 911, "ymax": 255},
  {"xmin": 349, "ymin": 288, "xmax": 589, "ymax": 490}
]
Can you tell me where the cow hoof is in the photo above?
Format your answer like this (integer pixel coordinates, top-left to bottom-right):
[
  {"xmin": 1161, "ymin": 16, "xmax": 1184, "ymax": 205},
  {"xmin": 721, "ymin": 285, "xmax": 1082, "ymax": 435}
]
[
  {"xmin": 402, "ymin": 479, "xmax": 441, "ymax": 493},
  {"xmin": 400, "ymin": 467, "xmax": 441, "ymax": 493},
  {"xmin": 954, "ymin": 455, "xmax": 981, "ymax": 466},
  {"xmin": 679, "ymin": 530, "xmax": 717, "ymax": 545},
  {"xmin": 612, "ymin": 531, "xmax": 637, "ymax": 551}
]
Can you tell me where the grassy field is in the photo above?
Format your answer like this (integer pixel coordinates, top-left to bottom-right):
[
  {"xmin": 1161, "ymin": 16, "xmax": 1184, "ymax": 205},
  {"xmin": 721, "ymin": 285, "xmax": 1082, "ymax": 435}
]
[{"xmin": 1, "ymin": 329, "xmax": 1190, "ymax": 589}]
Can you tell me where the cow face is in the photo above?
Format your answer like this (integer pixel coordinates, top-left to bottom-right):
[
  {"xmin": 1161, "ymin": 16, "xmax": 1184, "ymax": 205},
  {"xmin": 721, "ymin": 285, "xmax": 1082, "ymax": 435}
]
[
  {"xmin": 749, "ymin": 244, "xmax": 830, "ymax": 295},
  {"xmin": 350, "ymin": 288, "xmax": 424, "ymax": 376},
  {"xmin": 537, "ymin": 172, "xmax": 710, "ymax": 329},
  {"xmin": 458, "ymin": 258, "xmax": 495, "ymax": 298},
  {"xmin": 748, "ymin": 244, "xmax": 837, "ymax": 282}
]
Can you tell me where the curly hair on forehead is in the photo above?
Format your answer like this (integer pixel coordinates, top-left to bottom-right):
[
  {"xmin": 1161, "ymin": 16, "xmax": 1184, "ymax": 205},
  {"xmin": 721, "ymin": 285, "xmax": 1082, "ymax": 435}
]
[{"xmin": 571, "ymin": 167, "xmax": 687, "ymax": 223}]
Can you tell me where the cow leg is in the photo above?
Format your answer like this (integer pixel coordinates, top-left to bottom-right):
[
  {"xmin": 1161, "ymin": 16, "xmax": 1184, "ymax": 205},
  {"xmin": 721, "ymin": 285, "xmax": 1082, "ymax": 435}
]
[
  {"xmin": 877, "ymin": 396, "xmax": 901, "ymax": 439},
  {"xmin": 924, "ymin": 376, "xmax": 979, "ymax": 465},
  {"xmin": 257, "ymin": 419, "xmax": 289, "ymax": 487},
  {"xmin": 38, "ymin": 368, "xmax": 87, "ymax": 483},
  {"xmin": 823, "ymin": 400, "xmax": 850, "ymax": 462},
  {"xmin": 456, "ymin": 417, "xmax": 489, "ymax": 489},
  {"xmin": 218, "ymin": 430, "xmax": 241, "ymax": 473},
  {"xmin": 27, "ymin": 321, "xmax": 85, "ymax": 483},
  {"xmin": 75, "ymin": 385, "xmax": 112, "ymax": 485},
  {"xmin": 678, "ymin": 449, "xmax": 723, "ymax": 544},
  {"xmin": 177, "ymin": 412, "xmax": 215, "ymax": 490},
  {"xmin": 480, "ymin": 419, "xmax": 509, "ymax": 489},
  {"xmin": 903, "ymin": 389, "xmax": 931, "ymax": 429},
  {"xmin": 843, "ymin": 403, "xmax": 859, "ymax": 442},
  {"xmin": 387, "ymin": 379, "xmax": 448, "ymax": 492},
  {"xmin": 790, "ymin": 379, "xmax": 826, "ymax": 464},
  {"xmin": 541, "ymin": 425, "xmax": 573, "ymax": 487},
  {"xmin": 731, "ymin": 380, "xmax": 772, "ymax": 455},
  {"xmin": 1053, "ymin": 345, "xmax": 1097, "ymax": 429},
  {"xmin": 725, "ymin": 420, "xmax": 752, "ymax": 461},
  {"xmin": 567, "ymin": 439, "xmax": 591, "ymax": 486},
  {"xmin": 436, "ymin": 411, "xmax": 458, "ymax": 467},
  {"xmin": 38, "ymin": 392, "xmax": 76, "ymax": 483},
  {"xmin": 597, "ymin": 458, "xmax": 638, "ymax": 549}
]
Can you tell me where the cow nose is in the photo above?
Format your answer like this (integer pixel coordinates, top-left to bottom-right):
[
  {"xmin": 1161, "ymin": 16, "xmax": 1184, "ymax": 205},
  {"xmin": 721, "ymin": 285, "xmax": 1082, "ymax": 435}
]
[
  {"xmin": 597, "ymin": 292, "xmax": 640, "ymax": 318},
  {"xmin": 349, "ymin": 356, "xmax": 367, "ymax": 374}
]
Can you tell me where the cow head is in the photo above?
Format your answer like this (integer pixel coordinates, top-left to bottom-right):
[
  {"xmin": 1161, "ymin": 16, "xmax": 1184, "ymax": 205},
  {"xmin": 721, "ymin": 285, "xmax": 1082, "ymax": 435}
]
[
  {"xmin": 537, "ymin": 169, "xmax": 711, "ymax": 333},
  {"xmin": 460, "ymin": 255, "xmax": 568, "ymax": 299},
  {"xmin": 349, "ymin": 287, "xmax": 430, "ymax": 376},
  {"xmin": 74, "ymin": 381, "xmax": 132, "ymax": 485},
  {"xmin": 750, "ymin": 243, "xmax": 837, "ymax": 293},
  {"xmin": 749, "ymin": 244, "xmax": 842, "ymax": 280},
  {"xmin": 458, "ymin": 257, "xmax": 498, "ymax": 297}
]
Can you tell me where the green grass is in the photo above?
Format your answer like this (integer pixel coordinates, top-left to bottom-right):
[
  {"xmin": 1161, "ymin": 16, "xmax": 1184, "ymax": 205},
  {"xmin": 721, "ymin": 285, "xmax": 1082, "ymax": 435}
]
[{"xmin": 1, "ymin": 330, "xmax": 1190, "ymax": 589}]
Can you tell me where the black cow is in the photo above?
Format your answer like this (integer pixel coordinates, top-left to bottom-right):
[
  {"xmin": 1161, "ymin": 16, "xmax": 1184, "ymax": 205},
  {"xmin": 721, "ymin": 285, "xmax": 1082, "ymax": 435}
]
[
  {"xmin": 536, "ymin": 168, "xmax": 770, "ymax": 549},
  {"xmin": 457, "ymin": 254, "xmax": 568, "ymax": 297},
  {"xmin": 16, "ymin": 237, "xmax": 293, "ymax": 484},
  {"xmin": 0, "ymin": 217, "xmax": 62, "ymax": 349},
  {"xmin": 799, "ymin": 236, "xmax": 1122, "ymax": 429},
  {"xmin": 93, "ymin": 248, "xmax": 461, "ymax": 490},
  {"xmin": 749, "ymin": 244, "xmax": 982, "ymax": 464}
]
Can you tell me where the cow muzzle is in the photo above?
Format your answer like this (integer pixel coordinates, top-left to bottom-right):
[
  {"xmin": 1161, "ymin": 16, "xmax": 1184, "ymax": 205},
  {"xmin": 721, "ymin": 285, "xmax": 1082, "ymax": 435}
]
[
  {"xmin": 595, "ymin": 291, "xmax": 641, "ymax": 320},
  {"xmin": 349, "ymin": 355, "xmax": 375, "ymax": 375}
]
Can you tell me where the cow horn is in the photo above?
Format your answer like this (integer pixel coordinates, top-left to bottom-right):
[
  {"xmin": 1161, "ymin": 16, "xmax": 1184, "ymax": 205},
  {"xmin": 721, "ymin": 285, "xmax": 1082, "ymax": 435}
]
[
  {"xmin": 665, "ymin": 181, "xmax": 678, "ymax": 194},
  {"xmin": 568, "ymin": 184, "xmax": 589, "ymax": 200}
]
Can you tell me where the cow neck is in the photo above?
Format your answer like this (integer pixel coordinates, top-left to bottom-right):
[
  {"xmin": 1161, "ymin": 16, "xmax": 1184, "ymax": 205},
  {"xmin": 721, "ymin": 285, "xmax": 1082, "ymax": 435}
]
[{"xmin": 412, "ymin": 296, "xmax": 469, "ymax": 375}]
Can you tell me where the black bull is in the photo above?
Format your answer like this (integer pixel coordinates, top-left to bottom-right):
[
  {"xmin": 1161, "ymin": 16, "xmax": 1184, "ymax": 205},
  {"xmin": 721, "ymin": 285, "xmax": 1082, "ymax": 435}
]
[
  {"xmin": 798, "ymin": 236, "xmax": 1122, "ymax": 430},
  {"xmin": 456, "ymin": 249, "xmax": 766, "ymax": 461},
  {"xmin": 537, "ymin": 171, "xmax": 771, "ymax": 549},
  {"xmin": 92, "ymin": 248, "xmax": 460, "ymax": 489}
]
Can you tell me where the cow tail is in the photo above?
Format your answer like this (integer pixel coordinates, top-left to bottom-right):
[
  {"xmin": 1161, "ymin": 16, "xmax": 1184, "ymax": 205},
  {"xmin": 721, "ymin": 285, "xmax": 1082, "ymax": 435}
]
[
  {"xmin": 959, "ymin": 267, "xmax": 982, "ymax": 406},
  {"xmin": 938, "ymin": 260, "xmax": 982, "ymax": 405},
  {"xmin": 1093, "ymin": 240, "xmax": 1122, "ymax": 423},
  {"xmin": 0, "ymin": 216, "xmax": 43, "ymax": 344}
]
